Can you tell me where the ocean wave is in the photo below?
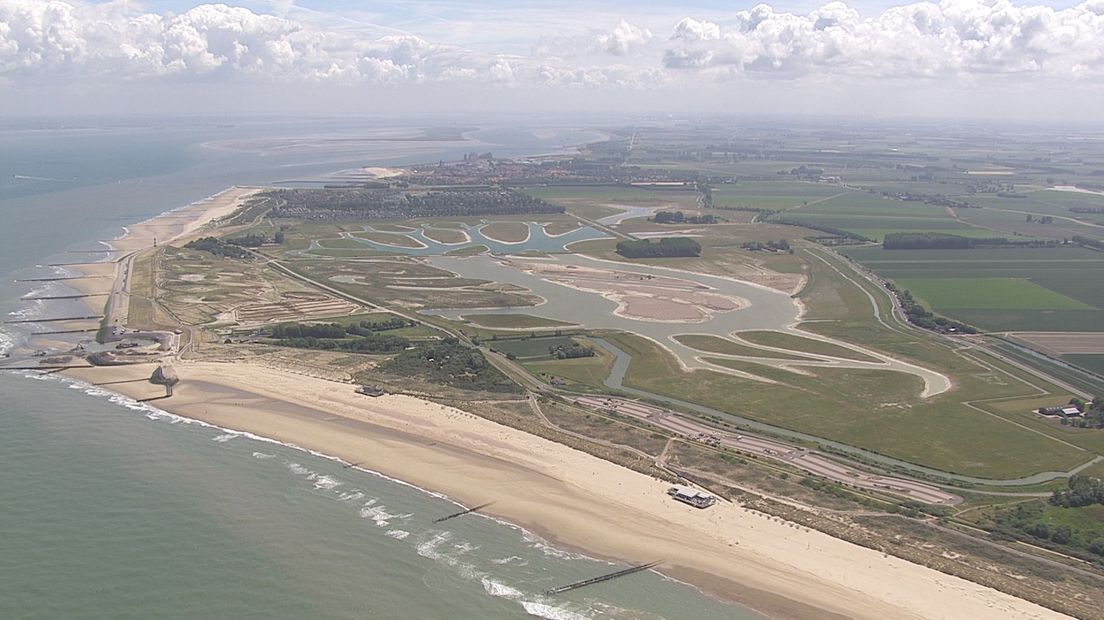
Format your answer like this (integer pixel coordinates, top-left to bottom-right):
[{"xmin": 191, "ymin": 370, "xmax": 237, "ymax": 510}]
[
  {"xmin": 359, "ymin": 498, "xmax": 411, "ymax": 527},
  {"xmin": 481, "ymin": 577, "xmax": 594, "ymax": 620},
  {"xmin": 416, "ymin": 531, "xmax": 454, "ymax": 561},
  {"xmin": 252, "ymin": 452, "xmax": 276, "ymax": 459},
  {"xmin": 521, "ymin": 530, "xmax": 589, "ymax": 561},
  {"xmin": 287, "ymin": 462, "xmax": 313, "ymax": 476},
  {"xmin": 313, "ymin": 474, "xmax": 342, "ymax": 491},
  {"xmin": 415, "ymin": 530, "xmax": 482, "ymax": 580},
  {"xmin": 337, "ymin": 490, "xmax": 365, "ymax": 502},
  {"xmin": 0, "ymin": 328, "xmax": 14, "ymax": 356},
  {"xmin": 7, "ymin": 298, "xmax": 44, "ymax": 320},
  {"xmin": 520, "ymin": 601, "xmax": 591, "ymax": 620},
  {"xmin": 212, "ymin": 432, "xmax": 239, "ymax": 443},
  {"xmin": 481, "ymin": 576, "xmax": 525, "ymax": 599},
  {"xmin": 491, "ymin": 555, "xmax": 527, "ymax": 566},
  {"xmin": 386, "ymin": 529, "xmax": 410, "ymax": 540}
]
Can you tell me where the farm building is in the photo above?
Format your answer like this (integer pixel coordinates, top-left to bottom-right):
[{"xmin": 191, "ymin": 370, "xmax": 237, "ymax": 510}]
[{"xmin": 1037, "ymin": 405, "xmax": 1083, "ymax": 418}]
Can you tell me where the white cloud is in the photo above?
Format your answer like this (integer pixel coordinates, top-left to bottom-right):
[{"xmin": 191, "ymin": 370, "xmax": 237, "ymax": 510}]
[
  {"xmin": 532, "ymin": 20, "xmax": 654, "ymax": 59},
  {"xmin": 597, "ymin": 20, "xmax": 653, "ymax": 56},
  {"xmin": 664, "ymin": 0, "xmax": 1104, "ymax": 79},
  {"xmin": 2, "ymin": 0, "xmax": 1104, "ymax": 90}
]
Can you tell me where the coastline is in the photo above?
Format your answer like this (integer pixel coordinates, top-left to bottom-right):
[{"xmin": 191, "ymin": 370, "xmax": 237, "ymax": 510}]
[
  {"xmin": 61, "ymin": 357, "xmax": 1070, "ymax": 620},
  {"xmin": 56, "ymin": 187, "xmax": 1072, "ymax": 620}
]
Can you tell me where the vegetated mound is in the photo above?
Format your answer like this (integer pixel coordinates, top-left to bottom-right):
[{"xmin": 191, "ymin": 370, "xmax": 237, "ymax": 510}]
[{"xmin": 377, "ymin": 337, "xmax": 520, "ymax": 394}]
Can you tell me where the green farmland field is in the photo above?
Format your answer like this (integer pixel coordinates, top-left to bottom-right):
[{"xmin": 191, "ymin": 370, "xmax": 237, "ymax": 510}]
[
  {"xmin": 491, "ymin": 335, "xmax": 579, "ymax": 359},
  {"xmin": 711, "ymin": 182, "xmax": 844, "ymax": 210},
  {"xmin": 842, "ymin": 246, "xmax": 1104, "ymax": 332},
  {"xmin": 1064, "ymin": 354, "xmax": 1104, "ymax": 376},
  {"xmin": 895, "ymin": 277, "xmax": 1093, "ymax": 311}
]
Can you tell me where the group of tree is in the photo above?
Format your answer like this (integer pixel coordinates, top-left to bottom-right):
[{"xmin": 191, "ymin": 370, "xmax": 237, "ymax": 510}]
[
  {"xmin": 268, "ymin": 188, "xmax": 562, "ymax": 220},
  {"xmin": 1051, "ymin": 475, "xmax": 1104, "ymax": 508},
  {"xmin": 1073, "ymin": 235, "xmax": 1104, "ymax": 251},
  {"xmin": 616, "ymin": 237, "xmax": 701, "ymax": 258},
  {"xmin": 651, "ymin": 211, "xmax": 717, "ymax": 225},
  {"xmin": 276, "ymin": 334, "xmax": 409, "ymax": 353},
  {"xmin": 223, "ymin": 233, "xmax": 267, "ymax": 247},
  {"xmin": 377, "ymin": 336, "xmax": 520, "ymax": 394},
  {"xmin": 184, "ymin": 237, "xmax": 252, "ymax": 259},
  {"xmin": 346, "ymin": 317, "xmax": 417, "ymax": 336},
  {"xmin": 269, "ymin": 318, "xmax": 416, "ymax": 340},
  {"xmin": 1060, "ymin": 397, "xmax": 1104, "ymax": 429},
  {"xmin": 770, "ymin": 217, "xmax": 872, "ymax": 242},
  {"xmin": 884, "ymin": 282, "xmax": 978, "ymax": 334},
  {"xmin": 742, "ymin": 239, "xmax": 791, "ymax": 253},
  {"xmin": 549, "ymin": 343, "xmax": 595, "ymax": 359},
  {"xmin": 985, "ymin": 497, "xmax": 1104, "ymax": 561},
  {"xmin": 1024, "ymin": 214, "xmax": 1054, "ymax": 224},
  {"xmin": 883, "ymin": 232, "xmax": 976, "ymax": 250}
]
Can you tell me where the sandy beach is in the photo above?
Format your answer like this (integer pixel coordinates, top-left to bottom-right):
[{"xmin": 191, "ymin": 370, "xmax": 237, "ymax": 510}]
[
  {"xmin": 65, "ymin": 361, "xmax": 1067, "ymax": 620},
  {"xmin": 63, "ymin": 186, "xmax": 262, "ymax": 302}
]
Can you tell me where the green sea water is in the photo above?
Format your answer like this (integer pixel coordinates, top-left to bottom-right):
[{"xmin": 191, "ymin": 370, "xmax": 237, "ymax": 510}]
[{"xmin": 0, "ymin": 119, "xmax": 759, "ymax": 619}]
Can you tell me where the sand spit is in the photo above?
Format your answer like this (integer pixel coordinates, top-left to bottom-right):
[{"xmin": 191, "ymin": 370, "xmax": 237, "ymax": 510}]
[{"xmin": 62, "ymin": 361, "xmax": 1070, "ymax": 620}]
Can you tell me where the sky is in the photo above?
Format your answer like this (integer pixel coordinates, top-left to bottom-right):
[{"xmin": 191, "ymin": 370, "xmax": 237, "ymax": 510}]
[{"xmin": 1, "ymin": 0, "xmax": 1102, "ymax": 121}]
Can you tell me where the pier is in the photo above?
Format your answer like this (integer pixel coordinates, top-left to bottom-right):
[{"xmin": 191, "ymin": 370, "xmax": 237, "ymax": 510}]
[
  {"xmin": 433, "ymin": 502, "xmax": 493, "ymax": 523},
  {"xmin": 544, "ymin": 561, "xmax": 661, "ymax": 596},
  {"xmin": 5, "ymin": 315, "xmax": 103, "ymax": 324},
  {"xmin": 34, "ymin": 328, "xmax": 98, "ymax": 335},
  {"xmin": 22, "ymin": 293, "xmax": 109, "ymax": 301},
  {"xmin": 46, "ymin": 261, "xmax": 109, "ymax": 267},
  {"xmin": 15, "ymin": 276, "xmax": 109, "ymax": 282}
]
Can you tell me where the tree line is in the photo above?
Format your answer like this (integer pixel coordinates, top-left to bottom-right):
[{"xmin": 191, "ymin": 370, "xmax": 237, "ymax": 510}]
[
  {"xmin": 885, "ymin": 282, "xmax": 978, "ymax": 334},
  {"xmin": 616, "ymin": 237, "xmax": 701, "ymax": 258},
  {"xmin": 651, "ymin": 211, "xmax": 717, "ymax": 225}
]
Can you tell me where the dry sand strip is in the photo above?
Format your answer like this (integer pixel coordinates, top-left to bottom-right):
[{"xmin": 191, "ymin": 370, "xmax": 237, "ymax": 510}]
[{"xmin": 64, "ymin": 361, "xmax": 1068, "ymax": 620}]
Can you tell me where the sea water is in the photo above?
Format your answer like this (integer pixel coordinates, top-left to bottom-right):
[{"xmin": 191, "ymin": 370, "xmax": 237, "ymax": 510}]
[{"xmin": 0, "ymin": 119, "xmax": 758, "ymax": 619}]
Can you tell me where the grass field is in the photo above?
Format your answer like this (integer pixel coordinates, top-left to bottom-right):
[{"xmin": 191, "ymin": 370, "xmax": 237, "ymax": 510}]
[
  {"xmin": 284, "ymin": 259, "xmax": 539, "ymax": 310},
  {"xmin": 490, "ymin": 335, "xmax": 579, "ymax": 359},
  {"xmin": 479, "ymin": 222, "xmax": 529, "ymax": 243},
  {"xmin": 736, "ymin": 330, "xmax": 880, "ymax": 362},
  {"xmin": 710, "ymin": 181, "xmax": 845, "ymax": 210},
  {"xmin": 673, "ymin": 334, "xmax": 816, "ymax": 360},
  {"xmin": 462, "ymin": 314, "xmax": 576, "ymax": 329},
  {"xmin": 543, "ymin": 220, "xmax": 583, "ymax": 235},
  {"xmin": 524, "ymin": 185, "xmax": 699, "ymax": 220},
  {"xmin": 422, "ymin": 227, "xmax": 468, "ymax": 244},
  {"xmin": 896, "ymin": 277, "xmax": 1093, "ymax": 310},
  {"xmin": 841, "ymin": 245, "xmax": 1104, "ymax": 332},
  {"xmin": 523, "ymin": 344, "xmax": 616, "ymax": 389},
  {"xmin": 773, "ymin": 191, "xmax": 1001, "ymax": 240},
  {"xmin": 1064, "ymin": 354, "xmax": 1104, "ymax": 376},
  {"xmin": 353, "ymin": 232, "xmax": 423, "ymax": 248},
  {"xmin": 446, "ymin": 244, "xmax": 488, "ymax": 256},
  {"xmin": 602, "ymin": 330, "xmax": 1088, "ymax": 479}
]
